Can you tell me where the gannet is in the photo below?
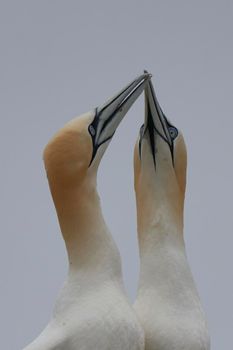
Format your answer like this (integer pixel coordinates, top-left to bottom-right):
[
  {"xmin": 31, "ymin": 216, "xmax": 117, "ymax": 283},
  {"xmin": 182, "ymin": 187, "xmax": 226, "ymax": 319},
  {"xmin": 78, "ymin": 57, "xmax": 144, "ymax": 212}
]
[
  {"xmin": 23, "ymin": 73, "xmax": 151, "ymax": 350},
  {"xmin": 133, "ymin": 77, "xmax": 210, "ymax": 349}
]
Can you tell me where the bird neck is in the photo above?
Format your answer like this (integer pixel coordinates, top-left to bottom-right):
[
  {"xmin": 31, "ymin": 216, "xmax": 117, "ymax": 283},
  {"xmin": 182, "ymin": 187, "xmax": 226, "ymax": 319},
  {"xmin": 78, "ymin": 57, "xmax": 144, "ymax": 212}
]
[
  {"xmin": 135, "ymin": 200, "xmax": 189, "ymax": 298},
  {"xmin": 48, "ymin": 174, "xmax": 122, "ymax": 280},
  {"xmin": 136, "ymin": 194, "xmax": 185, "ymax": 265}
]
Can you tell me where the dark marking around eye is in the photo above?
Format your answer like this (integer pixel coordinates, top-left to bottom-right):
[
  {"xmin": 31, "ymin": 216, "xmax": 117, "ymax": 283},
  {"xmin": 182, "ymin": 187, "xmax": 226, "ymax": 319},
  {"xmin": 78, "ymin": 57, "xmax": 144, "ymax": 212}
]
[
  {"xmin": 140, "ymin": 80, "xmax": 179, "ymax": 167},
  {"xmin": 89, "ymin": 125, "xmax": 96, "ymax": 136},
  {"xmin": 140, "ymin": 103, "xmax": 179, "ymax": 167},
  {"xmin": 88, "ymin": 109, "xmax": 115, "ymax": 166},
  {"xmin": 163, "ymin": 116, "xmax": 178, "ymax": 164},
  {"xmin": 168, "ymin": 126, "xmax": 178, "ymax": 140}
]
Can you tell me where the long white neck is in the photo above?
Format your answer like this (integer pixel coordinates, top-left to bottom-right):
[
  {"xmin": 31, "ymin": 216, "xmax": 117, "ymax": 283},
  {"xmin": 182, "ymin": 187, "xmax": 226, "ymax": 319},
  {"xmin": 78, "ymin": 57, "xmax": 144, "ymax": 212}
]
[
  {"xmin": 135, "ymin": 196, "xmax": 204, "ymax": 311},
  {"xmin": 49, "ymin": 174, "xmax": 122, "ymax": 283},
  {"xmin": 134, "ymin": 191, "xmax": 210, "ymax": 350},
  {"xmin": 47, "ymin": 174, "xmax": 125, "ymax": 316},
  {"xmin": 138, "ymin": 202, "xmax": 185, "ymax": 274}
]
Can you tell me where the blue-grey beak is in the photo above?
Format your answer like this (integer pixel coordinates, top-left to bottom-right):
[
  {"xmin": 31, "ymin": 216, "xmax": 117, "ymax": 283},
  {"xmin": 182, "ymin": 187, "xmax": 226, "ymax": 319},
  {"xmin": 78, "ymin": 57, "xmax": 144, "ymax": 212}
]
[
  {"xmin": 140, "ymin": 72, "xmax": 178, "ymax": 164},
  {"xmin": 89, "ymin": 72, "xmax": 152, "ymax": 165}
]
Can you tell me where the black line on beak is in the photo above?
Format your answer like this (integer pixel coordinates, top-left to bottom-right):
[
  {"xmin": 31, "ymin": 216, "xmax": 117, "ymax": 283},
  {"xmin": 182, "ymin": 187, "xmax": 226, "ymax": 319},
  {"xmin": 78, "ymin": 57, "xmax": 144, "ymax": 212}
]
[
  {"xmin": 88, "ymin": 74, "xmax": 151, "ymax": 166},
  {"xmin": 88, "ymin": 108, "xmax": 115, "ymax": 166},
  {"xmin": 147, "ymin": 101, "xmax": 157, "ymax": 166},
  {"xmin": 100, "ymin": 78, "xmax": 146, "ymax": 135},
  {"xmin": 139, "ymin": 124, "xmax": 144, "ymax": 159}
]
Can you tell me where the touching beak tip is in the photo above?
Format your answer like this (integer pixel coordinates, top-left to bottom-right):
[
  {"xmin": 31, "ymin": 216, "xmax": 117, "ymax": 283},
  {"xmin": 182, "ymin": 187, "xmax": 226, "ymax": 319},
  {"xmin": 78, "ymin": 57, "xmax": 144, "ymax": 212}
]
[{"xmin": 143, "ymin": 69, "xmax": 152, "ymax": 79}]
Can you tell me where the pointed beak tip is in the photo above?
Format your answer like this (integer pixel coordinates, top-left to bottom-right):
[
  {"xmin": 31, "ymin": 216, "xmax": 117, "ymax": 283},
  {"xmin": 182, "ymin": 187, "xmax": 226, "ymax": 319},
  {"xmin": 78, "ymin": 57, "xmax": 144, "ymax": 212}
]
[{"xmin": 143, "ymin": 70, "xmax": 152, "ymax": 78}]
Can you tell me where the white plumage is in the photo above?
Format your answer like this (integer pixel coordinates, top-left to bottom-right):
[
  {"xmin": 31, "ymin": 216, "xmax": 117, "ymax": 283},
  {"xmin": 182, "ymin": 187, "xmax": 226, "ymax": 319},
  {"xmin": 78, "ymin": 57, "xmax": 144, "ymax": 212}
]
[
  {"xmin": 23, "ymin": 73, "xmax": 151, "ymax": 350},
  {"xmin": 133, "ymin": 78, "xmax": 210, "ymax": 350},
  {"xmin": 23, "ymin": 72, "xmax": 210, "ymax": 350}
]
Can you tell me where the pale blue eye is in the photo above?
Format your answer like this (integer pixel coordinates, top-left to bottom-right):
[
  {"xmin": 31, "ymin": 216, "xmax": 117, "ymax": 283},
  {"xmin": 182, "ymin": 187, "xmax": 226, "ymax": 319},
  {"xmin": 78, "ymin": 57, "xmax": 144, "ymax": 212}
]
[
  {"xmin": 89, "ymin": 125, "xmax": 96, "ymax": 136},
  {"xmin": 169, "ymin": 126, "xmax": 178, "ymax": 139}
]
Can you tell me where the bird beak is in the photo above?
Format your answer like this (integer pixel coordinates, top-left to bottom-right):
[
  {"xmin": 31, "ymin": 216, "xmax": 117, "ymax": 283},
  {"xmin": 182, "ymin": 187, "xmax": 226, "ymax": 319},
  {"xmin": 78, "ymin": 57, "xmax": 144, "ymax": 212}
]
[
  {"xmin": 143, "ymin": 77, "xmax": 172, "ymax": 147},
  {"xmin": 139, "ymin": 72, "xmax": 179, "ymax": 165},
  {"xmin": 89, "ymin": 72, "xmax": 152, "ymax": 165}
]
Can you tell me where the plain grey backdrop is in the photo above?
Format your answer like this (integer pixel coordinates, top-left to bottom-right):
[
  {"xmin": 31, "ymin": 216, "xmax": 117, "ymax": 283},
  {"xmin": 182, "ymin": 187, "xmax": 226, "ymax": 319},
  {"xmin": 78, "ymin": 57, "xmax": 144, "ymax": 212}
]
[{"xmin": 0, "ymin": 1, "xmax": 232, "ymax": 349}]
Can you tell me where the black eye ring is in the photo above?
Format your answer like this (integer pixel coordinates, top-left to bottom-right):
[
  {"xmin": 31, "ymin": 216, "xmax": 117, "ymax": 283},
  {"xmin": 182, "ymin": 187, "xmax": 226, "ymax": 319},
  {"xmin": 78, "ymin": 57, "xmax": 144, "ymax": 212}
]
[{"xmin": 168, "ymin": 126, "xmax": 178, "ymax": 140}]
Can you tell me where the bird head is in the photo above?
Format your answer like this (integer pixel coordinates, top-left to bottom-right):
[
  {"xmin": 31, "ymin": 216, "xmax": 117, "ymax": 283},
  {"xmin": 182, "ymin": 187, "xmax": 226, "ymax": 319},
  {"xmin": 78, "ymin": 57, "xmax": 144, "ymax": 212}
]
[
  {"xmin": 43, "ymin": 73, "xmax": 151, "ymax": 190},
  {"xmin": 134, "ymin": 77, "xmax": 187, "ymax": 230}
]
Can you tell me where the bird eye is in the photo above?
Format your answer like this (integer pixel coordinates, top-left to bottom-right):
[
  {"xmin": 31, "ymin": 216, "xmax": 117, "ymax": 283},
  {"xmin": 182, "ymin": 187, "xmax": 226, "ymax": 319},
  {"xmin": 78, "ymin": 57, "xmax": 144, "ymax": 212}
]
[
  {"xmin": 168, "ymin": 126, "xmax": 178, "ymax": 139},
  {"xmin": 89, "ymin": 125, "xmax": 96, "ymax": 136}
]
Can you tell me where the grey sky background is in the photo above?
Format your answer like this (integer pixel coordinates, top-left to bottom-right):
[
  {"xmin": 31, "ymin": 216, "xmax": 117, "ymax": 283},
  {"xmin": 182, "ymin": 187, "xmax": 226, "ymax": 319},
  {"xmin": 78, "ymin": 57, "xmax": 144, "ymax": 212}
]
[{"xmin": 0, "ymin": 1, "xmax": 232, "ymax": 349}]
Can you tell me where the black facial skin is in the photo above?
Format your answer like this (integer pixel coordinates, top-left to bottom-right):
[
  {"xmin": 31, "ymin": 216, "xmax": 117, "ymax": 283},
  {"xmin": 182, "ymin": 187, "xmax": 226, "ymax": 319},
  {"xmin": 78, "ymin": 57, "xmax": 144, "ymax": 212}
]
[
  {"xmin": 88, "ymin": 80, "xmax": 134, "ymax": 166},
  {"xmin": 88, "ymin": 108, "xmax": 115, "ymax": 166},
  {"xmin": 88, "ymin": 76, "xmax": 148, "ymax": 166},
  {"xmin": 139, "ymin": 99, "xmax": 178, "ymax": 167},
  {"xmin": 140, "ymin": 71, "xmax": 179, "ymax": 167}
]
